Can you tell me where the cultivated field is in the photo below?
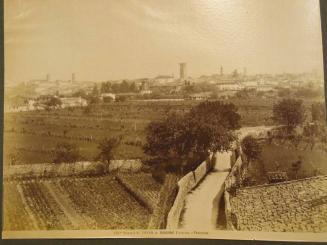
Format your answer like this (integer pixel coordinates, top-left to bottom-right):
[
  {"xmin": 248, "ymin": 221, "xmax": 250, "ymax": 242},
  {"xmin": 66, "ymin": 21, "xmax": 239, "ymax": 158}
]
[
  {"xmin": 4, "ymin": 99, "xmax": 277, "ymax": 164},
  {"xmin": 3, "ymin": 173, "xmax": 161, "ymax": 230},
  {"xmin": 4, "ymin": 98, "xmax": 321, "ymax": 165}
]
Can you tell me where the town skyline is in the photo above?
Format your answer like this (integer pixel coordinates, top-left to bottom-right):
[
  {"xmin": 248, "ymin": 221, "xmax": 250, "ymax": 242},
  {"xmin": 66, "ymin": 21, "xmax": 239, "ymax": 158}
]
[
  {"xmin": 5, "ymin": 0, "xmax": 324, "ymax": 84},
  {"xmin": 5, "ymin": 65, "xmax": 324, "ymax": 86}
]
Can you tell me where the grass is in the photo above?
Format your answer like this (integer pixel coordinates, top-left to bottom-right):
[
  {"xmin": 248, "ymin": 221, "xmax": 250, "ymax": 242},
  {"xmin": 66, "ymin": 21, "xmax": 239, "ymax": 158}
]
[{"xmin": 246, "ymin": 142, "xmax": 327, "ymax": 186}]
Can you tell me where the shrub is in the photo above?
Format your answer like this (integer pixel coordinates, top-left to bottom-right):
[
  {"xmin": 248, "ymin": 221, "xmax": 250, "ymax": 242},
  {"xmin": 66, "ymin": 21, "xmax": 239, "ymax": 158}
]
[
  {"xmin": 97, "ymin": 137, "xmax": 120, "ymax": 164},
  {"xmin": 52, "ymin": 142, "xmax": 81, "ymax": 163},
  {"xmin": 272, "ymin": 99, "xmax": 305, "ymax": 130},
  {"xmin": 241, "ymin": 135, "xmax": 262, "ymax": 163},
  {"xmin": 151, "ymin": 166, "xmax": 166, "ymax": 184}
]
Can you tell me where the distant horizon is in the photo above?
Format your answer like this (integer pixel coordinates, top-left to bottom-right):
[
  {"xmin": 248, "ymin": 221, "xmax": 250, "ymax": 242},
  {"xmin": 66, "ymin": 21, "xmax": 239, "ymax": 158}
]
[
  {"xmin": 5, "ymin": 68, "xmax": 324, "ymax": 86},
  {"xmin": 5, "ymin": 0, "xmax": 324, "ymax": 84}
]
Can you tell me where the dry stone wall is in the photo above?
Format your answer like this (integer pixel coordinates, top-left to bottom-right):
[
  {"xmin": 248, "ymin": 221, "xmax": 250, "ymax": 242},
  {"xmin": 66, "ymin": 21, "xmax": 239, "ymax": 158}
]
[
  {"xmin": 5, "ymin": 160, "xmax": 143, "ymax": 179},
  {"xmin": 108, "ymin": 159, "xmax": 143, "ymax": 172},
  {"xmin": 225, "ymin": 156, "xmax": 244, "ymax": 192}
]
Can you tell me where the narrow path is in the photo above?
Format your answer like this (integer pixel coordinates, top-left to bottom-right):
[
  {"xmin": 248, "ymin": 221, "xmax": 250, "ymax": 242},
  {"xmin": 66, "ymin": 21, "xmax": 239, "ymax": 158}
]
[
  {"xmin": 44, "ymin": 181, "xmax": 88, "ymax": 229},
  {"xmin": 44, "ymin": 181, "xmax": 83, "ymax": 229},
  {"xmin": 179, "ymin": 151, "xmax": 231, "ymax": 230},
  {"xmin": 178, "ymin": 126, "xmax": 273, "ymax": 230}
]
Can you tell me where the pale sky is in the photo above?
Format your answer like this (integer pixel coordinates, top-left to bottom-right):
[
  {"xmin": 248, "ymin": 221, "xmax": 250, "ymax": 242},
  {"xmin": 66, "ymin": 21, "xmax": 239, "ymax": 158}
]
[{"xmin": 4, "ymin": 0, "xmax": 324, "ymax": 83}]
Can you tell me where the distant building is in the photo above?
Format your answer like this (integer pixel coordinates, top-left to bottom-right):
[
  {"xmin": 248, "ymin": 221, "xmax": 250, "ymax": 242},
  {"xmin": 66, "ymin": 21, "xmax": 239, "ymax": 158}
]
[
  {"xmin": 290, "ymin": 80, "xmax": 303, "ymax": 87},
  {"xmin": 216, "ymin": 81, "xmax": 244, "ymax": 91},
  {"xmin": 27, "ymin": 99, "xmax": 37, "ymax": 110},
  {"xmin": 179, "ymin": 63, "xmax": 187, "ymax": 80},
  {"xmin": 187, "ymin": 92, "xmax": 212, "ymax": 100},
  {"xmin": 257, "ymin": 85, "xmax": 275, "ymax": 92},
  {"xmin": 100, "ymin": 93, "xmax": 116, "ymax": 102},
  {"xmin": 60, "ymin": 97, "xmax": 87, "ymax": 108},
  {"xmin": 140, "ymin": 81, "xmax": 149, "ymax": 90},
  {"xmin": 140, "ymin": 90, "xmax": 152, "ymax": 95},
  {"xmin": 242, "ymin": 81, "xmax": 257, "ymax": 89},
  {"xmin": 154, "ymin": 75, "xmax": 174, "ymax": 84}
]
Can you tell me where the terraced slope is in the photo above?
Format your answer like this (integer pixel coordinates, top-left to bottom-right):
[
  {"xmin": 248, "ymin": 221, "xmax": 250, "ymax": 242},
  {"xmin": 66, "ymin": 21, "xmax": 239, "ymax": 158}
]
[{"xmin": 3, "ymin": 174, "xmax": 159, "ymax": 230}]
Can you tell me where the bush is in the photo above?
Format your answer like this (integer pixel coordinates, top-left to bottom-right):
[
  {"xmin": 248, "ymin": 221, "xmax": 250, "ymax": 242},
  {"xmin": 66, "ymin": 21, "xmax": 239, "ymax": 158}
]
[
  {"xmin": 272, "ymin": 99, "xmax": 305, "ymax": 130},
  {"xmin": 241, "ymin": 135, "xmax": 262, "ymax": 163},
  {"xmin": 97, "ymin": 137, "xmax": 120, "ymax": 164},
  {"xmin": 52, "ymin": 143, "xmax": 81, "ymax": 164},
  {"xmin": 151, "ymin": 166, "xmax": 166, "ymax": 184}
]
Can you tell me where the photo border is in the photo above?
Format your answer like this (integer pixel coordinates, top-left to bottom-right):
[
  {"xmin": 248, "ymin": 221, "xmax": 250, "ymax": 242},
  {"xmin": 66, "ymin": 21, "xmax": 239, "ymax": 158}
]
[{"xmin": 1, "ymin": 0, "xmax": 326, "ymax": 244}]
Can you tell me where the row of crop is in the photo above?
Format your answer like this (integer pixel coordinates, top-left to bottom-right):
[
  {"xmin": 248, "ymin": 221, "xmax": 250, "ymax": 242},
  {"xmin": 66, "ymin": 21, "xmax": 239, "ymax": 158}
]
[
  {"xmin": 10, "ymin": 146, "xmax": 53, "ymax": 154},
  {"xmin": 5, "ymin": 117, "xmax": 140, "ymax": 132},
  {"xmin": 20, "ymin": 181, "xmax": 67, "ymax": 230},
  {"xmin": 4, "ymin": 176, "xmax": 152, "ymax": 230},
  {"xmin": 3, "ymin": 182, "xmax": 35, "ymax": 230},
  {"xmin": 4, "ymin": 129, "xmax": 97, "ymax": 142},
  {"xmin": 115, "ymin": 173, "xmax": 161, "ymax": 212},
  {"xmin": 14, "ymin": 112, "xmax": 153, "ymax": 123},
  {"xmin": 57, "ymin": 176, "xmax": 151, "ymax": 229}
]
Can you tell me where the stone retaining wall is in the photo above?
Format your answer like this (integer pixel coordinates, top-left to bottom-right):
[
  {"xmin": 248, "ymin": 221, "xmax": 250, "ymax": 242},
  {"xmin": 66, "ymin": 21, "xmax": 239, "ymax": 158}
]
[
  {"xmin": 224, "ymin": 147, "xmax": 245, "ymax": 230},
  {"xmin": 4, "ymin": 159, "xmax": 143, "ymax": 179},
  {"xmin": 224, "ymin": 189, "xmax": 237, "ymax": 230},
  {"xmin": 108, "ymin": 159, "xmax": 143, "ymax": 172},
  {"xmin": 166, "ymin": 154, "xmax": 213, "ymax": 229}
]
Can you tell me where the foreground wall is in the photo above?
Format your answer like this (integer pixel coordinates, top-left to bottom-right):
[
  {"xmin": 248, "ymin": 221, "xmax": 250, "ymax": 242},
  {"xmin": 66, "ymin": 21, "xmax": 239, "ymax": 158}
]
[
  {"xmin": 166, "ymin": 153, "xmax": 213, "ymax": 229},
  {"xmin": 4, "ymin": 159, "xmax": 143, "ymax": 179}
]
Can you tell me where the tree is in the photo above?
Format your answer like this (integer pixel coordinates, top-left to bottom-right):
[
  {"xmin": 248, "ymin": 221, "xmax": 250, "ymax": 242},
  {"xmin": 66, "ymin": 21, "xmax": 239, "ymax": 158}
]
[
  {"xmin": 38, "ymin": 95, "xmax": 62, "ymax": 110},
  {"xmin": 241, "ymin": 136, "xmax": 262, "ymax": 163},
  {"xmin": 87, "ymin": 96, "xmax": 101, "ymax": 105},
  {"xmin": 295, "ymin": 87, "xmax": 320, "ymax": 98},
  {"xmin": 143, "ymin": 101, "xmax": 241, "ymax": 173},
  {"xmin": 240, "ymin": 136, "xmax": 262, "ymax": 186},
  {"xmin": 92, "ymin": 84, "xmax": 99, "ymax": 96},
  {"xmin": 115, "ymin": 96, "xmax": 127, "ymax": 102},
  {"xmin": 72, "ymin": 89, "xmax": 87, "ymax": 98},
  {"xmin": 272, "ymin": 99, "xmax": 305, "ymax": 131},
  {"xmin": 97, "ymin": 137, "xmax": 120, "ymax": 164},
  {"xmin": 311, "ymin": 102, "xmax": 326, "ymax": 122},
  {"xmin": 291, "ymin": 156, "xmax": 302, "ymax": 179},
  {"xmin": 235, "ymin": 89, "xmax": 251, "ymax": 99},
  {"xmin": 8, "ymin": 152, "xmax": 20, "ymax": 165},
  {"xmin": 277, "ymin": 88, "xmax": 291, "ymax": 98},
  {"xmin": 52, "ymin": 143, "xmax": 80, "ymax": 163}
]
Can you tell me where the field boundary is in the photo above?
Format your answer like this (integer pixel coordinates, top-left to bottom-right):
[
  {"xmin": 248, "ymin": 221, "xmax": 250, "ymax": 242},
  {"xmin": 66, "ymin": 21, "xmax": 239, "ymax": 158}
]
[
  {"xmin": 4, "ymin": 160, "xmax": 143, "ymax": 180},
  {"xmin": 115, "ymin": 176, "xmax": 154, "ymax": 213}
]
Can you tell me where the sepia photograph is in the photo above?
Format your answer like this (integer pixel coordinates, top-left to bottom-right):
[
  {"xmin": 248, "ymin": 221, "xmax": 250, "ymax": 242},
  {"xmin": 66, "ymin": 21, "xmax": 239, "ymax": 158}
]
[{"xmin": 2, "ymin": 0, "xmax": 327, "ymax": 241}]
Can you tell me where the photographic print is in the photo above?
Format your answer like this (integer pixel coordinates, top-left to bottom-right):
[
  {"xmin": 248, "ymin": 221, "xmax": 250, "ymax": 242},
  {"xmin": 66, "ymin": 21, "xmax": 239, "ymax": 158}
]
[{"xmin": 2, "ymin": 0, "xmax": 327, "ymax": 241}]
